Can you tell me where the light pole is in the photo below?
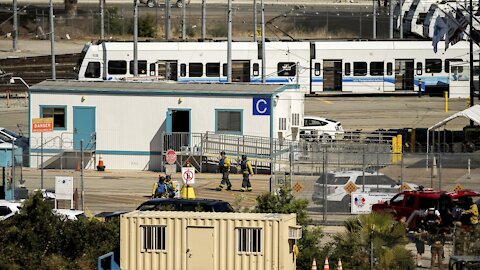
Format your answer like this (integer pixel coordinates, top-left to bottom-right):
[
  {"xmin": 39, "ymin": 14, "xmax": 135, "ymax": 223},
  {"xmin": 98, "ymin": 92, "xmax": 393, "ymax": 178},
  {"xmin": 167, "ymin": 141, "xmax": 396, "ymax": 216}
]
[
  {"xmin": 49, "ymin": 0, "xmax": 56, "ymax": 80},
  {"xmin": 10, "ymin": 76, "xmax": 30, "ymax": 89},
  {"xmin": 13, "ymin": 0, "xmax": 18, "ymax": 51},
  {"xmin": 133, "ymin": 0, "xmax": 139, "ymax": 77}
]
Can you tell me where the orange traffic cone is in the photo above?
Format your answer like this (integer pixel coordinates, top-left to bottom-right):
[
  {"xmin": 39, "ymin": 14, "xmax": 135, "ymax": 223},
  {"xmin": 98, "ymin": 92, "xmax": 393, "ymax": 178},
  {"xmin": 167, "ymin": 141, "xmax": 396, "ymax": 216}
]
[
  {"xmin": 323, "ymin": 257, "xmax": 330, "ymax": 270},
  {"xmin": 97, "ymin": 155, "xmax": 105, "ymax": 171},
  {"xmin": 337, "ymin": 258, "xmax": 342, "ymax": 270},
  {"xmin": 312, "ymin": 258, "xmax": 317, "ymax": 270}
]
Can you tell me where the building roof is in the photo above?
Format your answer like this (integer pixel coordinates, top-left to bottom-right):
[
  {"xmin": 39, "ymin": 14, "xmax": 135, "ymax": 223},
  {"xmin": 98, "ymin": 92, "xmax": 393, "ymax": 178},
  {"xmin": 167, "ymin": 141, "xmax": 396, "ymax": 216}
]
[
  {"xmin": 122, "ymin": 210, "xmax": 297, "ymax": 221},
  {"xmin": 30, "ymin": 80, "xmax": 294, "ymax": 96}
]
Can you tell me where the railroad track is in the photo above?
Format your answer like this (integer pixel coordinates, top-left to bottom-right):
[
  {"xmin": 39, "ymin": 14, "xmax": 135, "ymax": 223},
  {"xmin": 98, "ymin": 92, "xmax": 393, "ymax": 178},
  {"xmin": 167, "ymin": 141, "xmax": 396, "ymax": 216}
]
[{"xmin": 0, "ymin": 53, "xmax": 80, "ymax": 94}]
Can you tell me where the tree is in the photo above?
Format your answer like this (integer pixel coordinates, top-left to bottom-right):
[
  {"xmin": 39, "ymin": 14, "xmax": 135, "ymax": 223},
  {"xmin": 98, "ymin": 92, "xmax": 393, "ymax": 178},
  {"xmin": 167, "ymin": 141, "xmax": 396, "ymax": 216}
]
[
  {"xmin": 0, "ymin": 192, "xmax": 119, "ymax": 269},
  {"xmin": 64, "ymin": 0, "xmax": 78, "ymax": 18},
  {"xmin": 329, "ymin": 212, "xmax": 414, "ymax": 270},
  {"xmin": 254, "ymin": 187, "xmax": 325, "ymax": 270}
]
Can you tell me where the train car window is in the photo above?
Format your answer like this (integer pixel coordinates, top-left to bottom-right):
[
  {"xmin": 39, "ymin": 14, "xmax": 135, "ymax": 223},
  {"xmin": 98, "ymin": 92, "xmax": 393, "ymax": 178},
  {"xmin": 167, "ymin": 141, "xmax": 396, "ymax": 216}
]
[
  {"xmin": 353, "ymin": 62, "xmax": 367, "ymax": 76},
  {"xmin": 108, "ymin": 60, "xmax": 127, "ymax": 75},
  {"xmin": 149, "ymin": 63, "xmax": 156, "ymax": 76},
  {"xmin": 253, "ymin": 63, "xmax": 259, "ymax": 76},
  {"xmin": 387, "ymin": 62, "xmax": 393, "ymax": 75},
  {"xmin": 189, "ymin": 63, "xmax": 203, "ymax": 77},
  {"xmin": 416, "ymin": 13, "xmax": 427, "ymax": 25},
  {"xmin": 180, "ymin": 64, "xmax": 187, "ymax": 77},
  {"xmin": 370, "ymin": 62, "xmax": 384, "ymax": 76},
  {"xmin": 129, "ymin": 60, "xmax": 147, "ymax": 75},
  {"xmin": 417, "ymin": 62, "xmax": 423, "ymax": 75},
  {"xmin": 222, "ymin": 64, "xmax": 227, "ymax": 76},
  {"xmin": 84, "ymin": 62, "xmax": 101, "ymax": 78},
  {"xmin": 277, "ymin": 62, "xmax": 296, "ymax": 76},
  {"xmin": 315, "ymin": 63, "xmax": 321, "ymax": 76},
  {"xmin": 445, "ymin": 59, "xmax": 462, "ymax": 73},
  {"xmin": 206, "ymin": 63, "xmax": 220, "ymax": 77},
  {"xmin": 425, "ymin": 59, "xmax": 442, "ymax": 73},
  {"xmin": 344, "ymin": 63, "xmax": 351, "ymax": 76}
]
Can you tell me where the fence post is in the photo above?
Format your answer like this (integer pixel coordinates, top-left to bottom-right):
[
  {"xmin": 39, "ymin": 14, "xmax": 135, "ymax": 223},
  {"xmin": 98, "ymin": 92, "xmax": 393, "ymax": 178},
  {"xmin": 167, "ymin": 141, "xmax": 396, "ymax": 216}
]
[
  {"xmin": 362, "ymin": 145, "xmax": 365, "ymax": 192},
  {"xmin": 322, "ymin": 145, "xmax": 327, "ymax": 223}
]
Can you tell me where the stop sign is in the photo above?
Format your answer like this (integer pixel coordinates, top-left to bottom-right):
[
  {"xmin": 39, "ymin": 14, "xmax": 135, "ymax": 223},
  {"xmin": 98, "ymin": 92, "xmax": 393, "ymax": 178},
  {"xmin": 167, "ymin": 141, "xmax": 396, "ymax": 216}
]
[{"xmin": 165, "ymin": 149, "xmax": 177, "ymax": 165}]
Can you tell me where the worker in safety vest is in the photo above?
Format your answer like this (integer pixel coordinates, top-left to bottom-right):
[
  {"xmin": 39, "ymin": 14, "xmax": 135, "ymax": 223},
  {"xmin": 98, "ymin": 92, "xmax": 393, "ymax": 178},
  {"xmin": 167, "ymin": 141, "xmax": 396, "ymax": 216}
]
[
  {"xmin": 240, "ymin": 155, "xmax": 254, "ymax": 192},
  {"xmin": 216, "ymin": 151, "xmax": 232, "ymax": 191}
]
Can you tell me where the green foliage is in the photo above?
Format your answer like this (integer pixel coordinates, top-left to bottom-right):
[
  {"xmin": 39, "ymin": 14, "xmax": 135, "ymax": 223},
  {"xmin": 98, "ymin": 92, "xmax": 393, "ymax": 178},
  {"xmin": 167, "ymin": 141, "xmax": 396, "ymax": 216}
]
[
  {"xmin": 138, "ymin": 13, "xmax": 156, "ymax": 38},
  {"xmin": 0, "ymin": 192, "xmax": 120, "ymax": 269},
  {"xmin": 208, "ymin": 24, "xmax": 227, "ymax": 37},
  {"xmin": 329, "ymin": 212, "xmax": 414, "ymax": 270},
  {"xmin": 254, "ymin": 186, "xmax": 324, "ymax": 270},
  {"xmin": 454, "ymin": 225, "xmax": 480, "ymax": 256},
  {"xmin": 95, "ymin": 7, "xmax": 125, "ymax": 36}
]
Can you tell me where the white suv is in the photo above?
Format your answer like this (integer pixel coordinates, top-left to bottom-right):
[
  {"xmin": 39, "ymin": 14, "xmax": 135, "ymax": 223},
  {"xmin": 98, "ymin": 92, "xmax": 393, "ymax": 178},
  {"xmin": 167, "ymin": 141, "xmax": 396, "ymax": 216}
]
[
  {"xmin": 311, "ymin": 170, "xmax": 417, "ymax": 212},
  {"xmin": 300, "ymin": 116, "xmax": 344, "ymax": 141}
]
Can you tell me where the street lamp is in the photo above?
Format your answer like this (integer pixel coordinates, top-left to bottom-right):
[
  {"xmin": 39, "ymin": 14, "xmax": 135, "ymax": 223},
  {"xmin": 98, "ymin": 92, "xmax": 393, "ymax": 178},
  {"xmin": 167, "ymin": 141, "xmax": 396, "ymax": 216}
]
[{"xmin": 9, "ymin": 76, "xmax": 30, "ymax": 89}]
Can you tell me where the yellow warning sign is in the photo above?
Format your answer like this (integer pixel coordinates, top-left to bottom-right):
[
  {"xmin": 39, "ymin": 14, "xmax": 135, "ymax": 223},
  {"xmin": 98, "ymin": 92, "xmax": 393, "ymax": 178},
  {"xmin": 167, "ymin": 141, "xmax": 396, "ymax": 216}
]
[
  {"xmin": 401, "ymin": 183, "xmax": 412, "ymax": 191},
  {"xmin": 293, "ymin": 182, "xmax": 303, "ymax": 193},
  {"xmin": 453, "ymin": 184, "xmax": 464, "ymax": 193},
  {"xmin": 343, "ymin": 181, "xmax": 358, "ymax": 194}
]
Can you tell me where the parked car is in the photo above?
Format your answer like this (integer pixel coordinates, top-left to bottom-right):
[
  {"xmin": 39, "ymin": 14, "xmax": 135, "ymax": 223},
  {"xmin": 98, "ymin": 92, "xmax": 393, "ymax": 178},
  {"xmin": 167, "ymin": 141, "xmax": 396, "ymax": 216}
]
[
  {"xmin": 300, "ymin": 116, "xmax": 344, "ymax": 141},
  {"xmin": 136, "ymin": 198, "xmax": 234, "ymax": 212},
  {"xmin": 139, "ymin": 0, "xmax": 190, "ymax": 8},
  {"xmin": 372, "ymin": 189, "xmax": 480, "ymax": 230},
  {"xmin": 53, "ymin": 209, "xmax": 87, "ymax": 221},
  {"xmin": 0, "ymin": 138, "xmax": 17, "ymax": 150},
  {"xmin": 311, "ymin": 170, "xmax": 417, "ymax": 212},
  {"xmin": 0, "ymin": 200, "xmax": 22, "ymax": 221}
]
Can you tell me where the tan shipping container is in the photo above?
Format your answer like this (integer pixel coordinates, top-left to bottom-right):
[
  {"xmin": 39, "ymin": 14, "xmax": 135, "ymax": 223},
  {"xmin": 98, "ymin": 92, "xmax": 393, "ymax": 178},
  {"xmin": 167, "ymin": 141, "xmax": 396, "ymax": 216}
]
[{"xmin": 120, "ymin": 211, "xmax": 302, "ymax": 270}]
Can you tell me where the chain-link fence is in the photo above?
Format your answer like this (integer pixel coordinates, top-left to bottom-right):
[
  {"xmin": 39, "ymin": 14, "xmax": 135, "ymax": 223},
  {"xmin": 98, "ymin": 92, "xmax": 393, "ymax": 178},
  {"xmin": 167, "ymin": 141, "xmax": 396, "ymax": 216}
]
[{"xmin": 271, "ymin": 140, "xmax": 480, "ymax": 224}]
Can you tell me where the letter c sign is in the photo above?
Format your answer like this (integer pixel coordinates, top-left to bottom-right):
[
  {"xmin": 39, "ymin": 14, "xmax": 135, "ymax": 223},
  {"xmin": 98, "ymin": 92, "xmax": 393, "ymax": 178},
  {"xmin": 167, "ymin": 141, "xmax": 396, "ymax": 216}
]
[{"xmin": 253, "ymin": 98, "xmax": 271, "ymax": 116}]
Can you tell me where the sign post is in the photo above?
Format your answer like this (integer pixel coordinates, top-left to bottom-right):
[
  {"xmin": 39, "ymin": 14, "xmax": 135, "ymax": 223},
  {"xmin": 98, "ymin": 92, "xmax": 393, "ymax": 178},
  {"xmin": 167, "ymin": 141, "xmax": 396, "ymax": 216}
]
[
  {"xmin": 181, "ymin": 166, "xmax": 195, "ymax": 199},
  {"xmin": 32, "ymin": 118, "xmax": 53, "ymax": 189}
]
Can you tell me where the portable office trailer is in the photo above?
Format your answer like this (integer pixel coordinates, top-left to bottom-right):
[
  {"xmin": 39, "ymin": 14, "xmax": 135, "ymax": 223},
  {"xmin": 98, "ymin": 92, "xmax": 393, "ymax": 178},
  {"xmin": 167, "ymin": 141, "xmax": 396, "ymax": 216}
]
[
  {"xmin": 120, "ymin": 211, "xmax": 302, "ymax": 270},
  {"xmin": 28, "ymin": 80, "xmax": 303, "ymax": 170}
]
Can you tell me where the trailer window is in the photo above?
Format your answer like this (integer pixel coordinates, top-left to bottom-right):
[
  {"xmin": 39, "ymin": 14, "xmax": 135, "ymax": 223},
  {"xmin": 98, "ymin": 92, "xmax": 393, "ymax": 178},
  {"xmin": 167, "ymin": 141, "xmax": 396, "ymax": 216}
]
[
  {"xmin": 129, "ymin": 60, "xmax": 147, "ymax": 75},
  {"xmin": 253, "ymin": 63, "xmax": 259, "ymax": 76},
  {"xmin": 315, "ymin": 63, "xmax": 321, "ymax": 76},
  {"xmin": 277, "ymin": 62, "xmax": 296, "ymax": 76},
  {"xmin": 189, "ymin": 63, "xmax": 203, "ymax": 77},
  {"xmin": 353, "ymin": 62, "xmax": 367, "ymax": 76},
  {"xmin": 237, "ymin": 228, "xmax": 262, "ymax": 253},
  {"xmin": 387, "ymin": 62, "xmax": 393, "ymax": 75},
  {"xmin": 108, "ymin": 60, "xmax": 127, "ymax": 75},
  {"xmin": 206, "ymin": 63, "xmax": 220, "ymax": 77},
  {"xmin": 425, "ymin": 59, "xmax": 442, "ymax": 73},
  {"xmin": 345, "ymin": 63, "xmax": 351, "ymax": 76},
  {"xmin": 141, "ymin": 225, "xmax": 166, "ymax": 251},
  {"xmin": 84, "ymin": 62, "xmax": 101, "ymax": 78},
  {"xmin": 180, "ymin": 64, "xmax": 186, "ymax": 77},
  {"xmin": 370, "ymin": 62, "xmax": 384, "ymax": 76},
  {"xmin": 216, "ymin": 110, "xmax": 242, "ymax": 134},
  {"xmin": 41, "ymin": 106, "xmax": 66, "ymax": 129},
  {"xmin": 292, "ymin": 113, "xmax": 300, "ymax": 126}
]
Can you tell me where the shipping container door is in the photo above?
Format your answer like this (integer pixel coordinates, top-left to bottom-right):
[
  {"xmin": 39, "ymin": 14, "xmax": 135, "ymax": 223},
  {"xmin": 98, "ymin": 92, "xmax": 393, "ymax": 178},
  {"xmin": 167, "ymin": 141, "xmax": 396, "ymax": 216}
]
[{"xmin": 187, "ymin": 227, "xmax": 214, "ymax": 270}]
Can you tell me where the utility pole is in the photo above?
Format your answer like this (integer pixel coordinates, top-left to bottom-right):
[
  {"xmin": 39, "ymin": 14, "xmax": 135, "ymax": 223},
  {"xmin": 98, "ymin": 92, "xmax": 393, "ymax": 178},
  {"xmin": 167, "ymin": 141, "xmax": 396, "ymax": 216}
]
[
  {"xmin": 261, "ymin": 0, "xmax": 265, "ymax": 83},
  {"xmin": 227, "ymin": 0, "xmax": 232, "ymax": 82},
  {"xmin": 13, "ymin": 0, "xmax": 18, "ymax": 51},
  {"xmin": 469, "ymin": 0, "xmax": 475, "ymax": 115},
  {"xmin": 389, "ymin": 0, "xmax": 393, "ymax": 38},
  {"xmin": 182, "ymin": 0, "xmax": 186, "ymax": 40},
  {"xmin": 201, "ymin": 0, "xmax": 206, "ymax": 40},
  {"xmin": 100, "ymin": 0, "xmax": 105, "ymax": 40},
  {"xmin": 373, "ymin": 0, "xmax": 377, "ymax": 39},
  {"xmin": 253, "ymin": 0, "xmax": 257, "ymax": 42},
  {"xmin": 399, "ymin": 0, "xmax": 403, "ymax": 38},
  {"xmin": 133, "ymin": 0, "xmax": 138, "ymax": 77},
  {"xmin": 49, "ymin": 0, "xmax": 56, "ymax": 80},
  {"xmin": 165, "ymin": 0, "xmax": 170, "ymax": 40}
]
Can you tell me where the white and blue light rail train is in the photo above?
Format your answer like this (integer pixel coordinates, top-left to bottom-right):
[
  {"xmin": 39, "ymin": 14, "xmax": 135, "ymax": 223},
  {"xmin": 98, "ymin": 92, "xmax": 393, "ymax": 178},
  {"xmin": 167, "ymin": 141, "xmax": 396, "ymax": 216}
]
[{"xmin": 76, "ymin": 40, "xmax": 477, "ymax": 95}]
